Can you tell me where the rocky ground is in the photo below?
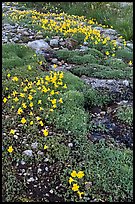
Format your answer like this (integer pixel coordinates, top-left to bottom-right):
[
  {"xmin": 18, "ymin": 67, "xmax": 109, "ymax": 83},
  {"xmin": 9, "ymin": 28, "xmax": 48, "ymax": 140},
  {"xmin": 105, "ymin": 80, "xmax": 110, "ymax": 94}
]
[
  {"xmin": 2, "ymin": 2, "xmax": 133, "ymax": 202},
  {"xmin": 2, "ymin": 1, "xmax": 133, "ymax": 152}
]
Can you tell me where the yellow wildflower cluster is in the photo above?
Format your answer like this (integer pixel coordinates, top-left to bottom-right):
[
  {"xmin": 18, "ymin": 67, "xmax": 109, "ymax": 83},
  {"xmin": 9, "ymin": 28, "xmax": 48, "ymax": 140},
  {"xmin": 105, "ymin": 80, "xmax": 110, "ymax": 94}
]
[
  {"xmin": 8, "ymin": 8, "xmax": 126, "ymax": 55},
  {"xmin": 69, "ymin": 170, "xmax": 85, "ymax": 199},
  {"xmin": 3, "ymin": 66, "xmax": 67, "ymax": 153}
]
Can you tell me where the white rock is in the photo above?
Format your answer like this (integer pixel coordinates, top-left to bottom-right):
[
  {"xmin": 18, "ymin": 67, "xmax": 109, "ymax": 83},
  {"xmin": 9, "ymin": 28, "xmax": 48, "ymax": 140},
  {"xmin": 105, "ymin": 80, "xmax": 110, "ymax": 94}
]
[{"xmin": 49, "ymin": 189, "xmax": 53, "ymax": 194}]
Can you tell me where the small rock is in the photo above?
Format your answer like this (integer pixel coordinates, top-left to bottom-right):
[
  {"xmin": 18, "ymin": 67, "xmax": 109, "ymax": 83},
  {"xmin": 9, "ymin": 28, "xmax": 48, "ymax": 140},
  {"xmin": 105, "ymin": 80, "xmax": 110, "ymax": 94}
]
[
  {"xmin": 100, "ymin": 111, "xmax": 106, "ymax": 116},
  {"xmin": 31, "ymin": 142, "xmax": 38, "ymax": 149},
  {"xmin": 21, "ymin": 160, "xmax": 25, "ymax": 165},
  {"xmin": 50, "ymin": 39, "xmax": 59, "ymax": 47},
  {"xmin": 13, "ymin": 135, "xmax": 18, "ymax": 139},
  {"xmin": 49, "ymin": 189, "xmax": 53, "ymax": 194},
  {"xmin": 44, "ymin": 158, "xmax": 49, "ymax": 162},
  {"xmin": 51, "ymin": 58, "xmax": 58, "ymax": 64},
  {"xmin": 23, "ymin": 150, "xmax": 33, "ymax": 157},
  {"xmin": 45, "ymin": 167, "xmax": 49, "ymax": 171},
  {"xmin": 123, "ymin": 80, "xmax": 129, "ymax": 86},
  {"xmin": 68, "ymin": 143, "xmax": 73, "ymax": 147},
  {"xmin": 37, "ymin": 168, "xmax": 42, "ymax": 173},
  {"xmin": 27, "ymin": 177, "xmax": 35, "ymax": 182},
  {"xmin": 37, "ymin": 150, "xmax": 44, "ymax": 155}
]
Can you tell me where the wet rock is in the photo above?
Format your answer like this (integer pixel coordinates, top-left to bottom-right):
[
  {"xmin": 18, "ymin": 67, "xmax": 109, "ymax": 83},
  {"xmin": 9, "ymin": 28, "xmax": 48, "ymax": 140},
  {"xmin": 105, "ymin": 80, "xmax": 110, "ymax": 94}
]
[{"xmin": 23, "ymin": 150, "xmax": 33, "ymax": 157}]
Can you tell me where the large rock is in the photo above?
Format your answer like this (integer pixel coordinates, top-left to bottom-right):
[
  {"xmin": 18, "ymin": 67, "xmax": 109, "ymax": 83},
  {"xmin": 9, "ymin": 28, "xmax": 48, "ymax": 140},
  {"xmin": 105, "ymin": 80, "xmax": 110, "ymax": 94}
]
[{"xmin": 27, "ymin": 39, "xmax": 51, "ymax": 51}]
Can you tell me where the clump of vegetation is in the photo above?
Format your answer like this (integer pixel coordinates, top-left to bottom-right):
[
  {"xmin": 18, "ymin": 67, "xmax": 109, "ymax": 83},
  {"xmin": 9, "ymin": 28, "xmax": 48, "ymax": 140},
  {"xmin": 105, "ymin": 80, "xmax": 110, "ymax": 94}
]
[{"xmin": 116, "ymin": 105, "xmax": 133, "ymax": 126}]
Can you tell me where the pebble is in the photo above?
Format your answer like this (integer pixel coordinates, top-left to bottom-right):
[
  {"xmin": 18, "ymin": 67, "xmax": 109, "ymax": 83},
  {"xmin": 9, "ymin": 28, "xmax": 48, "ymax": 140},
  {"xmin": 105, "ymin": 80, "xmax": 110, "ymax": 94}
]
[
  {"xmin": 23, "ymin": 150, "xmax": 33, "ymax": 157},
  {"xmin": 37, "ymin": 151, "xmax": 44, "ymax": 155},
  {"xmin": 68, "ymin": 143, "xmax": 73, "ymax": 147},
  {"xmin": 44, "ymin": 158, "xmax": 49, "ymax": 162},
  {"xmin": 49, "ymin": 189, "xmax": 53, "ymax": 194},
  {"xmin": 27, "ymin": 177, "xmax": 35, "ymax": 182},
  {"xmin": 51, "ymin": 58, "xmax": 58, "ymax": 64},
  {"xmin": 37, "ymin": 168, "xmax": 42, "ymax": 173},
  {"xmin": 13, "ymin": 135, "xmax": 18, "ymax": 139},
  {"xmin": 31, "ymin": 142, "xmax": 38, "ymax": 149},
  {"xmin": 45, "ymin": 167, "xmax": 49, "ymax": 171},
  {"xmin": 21, "ymin": 160, "xmax": 26, "ymax": 165}
]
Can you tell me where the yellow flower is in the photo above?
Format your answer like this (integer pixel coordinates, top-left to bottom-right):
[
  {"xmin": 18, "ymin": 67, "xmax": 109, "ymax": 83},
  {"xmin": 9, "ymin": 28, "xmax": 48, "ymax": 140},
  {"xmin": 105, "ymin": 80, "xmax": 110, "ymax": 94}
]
[
  {"xmin": 21, "ymin": 117, "xmax": 26, "ymax": 124},
  {"xmin": 36, "ymin": 116, "xmax": 41, "ymax": 121},
  {"xmin": 22, "ymin": 102, "xmax": 27, "ymax": 109},
  {"xmin": 3, "ymin": 97, "xmax": 7, "ymax": 103},
  {"xmin": 12, "ymin": 90, "xmax": 18, "ymax": 97},
  {"xmin": 63, "ymin": 84, "xmax": 67, "ymax": 89},
  {"xmin": 28, "ymin": 65, "xmax": 32, "ymax": 70},
  {"xmin": 12, "ymin": 76, "xmax": 18, "ymax": 81},
  {"xmin": 17, "ymin": 107, "xmax": 23, "ymax": 115},
  {"xmin": 7, "ymin": 146, "xmax": 14, "ymax": 153},
  {"xmin": 69, "ymin": 177, "xmax": 75, "ymax": 184},
  {"xmin": 53, "ymin": 64, "xmax": 57, "ymax": 68},
  {"xmin": 112, "ymin": 53, "xmax": 115, "ymax": 57},
  {"xmin": 105, "ymin": 51, "xmax": 109, "ymax": 56},
  {"xmin": 72, "ymin": 183, "xmax": 79, "ymax": 191},
  {"xmin": 77, "ymin": 191, "xmax": 84, "ymax": 199},
  {"xmin": 6, "ymin": 87, "xmax": 8, "ymax": 90},
  {"xmin": 20, "ymin": 93, "xmax": 25, "ymax": 98},
  {"xmin": 38, "ymin": 100, "xmax": 42, "ymax": 104},
  {"xmin": 7, "ymin": 73, "xmax": 11, "ymax": 78},
  {"xmin": 13, "ymin": 97, "xmax": 19, "ymax": 102},
  {"xmin": 39, "ymin": 107, "xmax": 44, "ymax": 111},
  {"xmin": 39, "ymin": 61, "xmax": 43, "ymax": 65},
  {"xmin": 50, "ymin": 90, "xmax": 55, "ymax": 95},
  {"xmin": 58, "ymin": 98, "xmax": 63, "ymax": 103},
  {"xmin": 53, "ymin": 104, "xmax": 57, "ymax": 108},
  {"xmin": 44, "ymin": 145, "xmax": 48, "ymax": 150},
  {"xmin": 10, "ymin": 129, "xmax": 15, "ymax": 135},
  {"xmin": 23, "ymin": 86, "xmax": 28, "ymax": 92},
  {"xmin": 28, "ymin": 94, "xmax": 33, "ymax": 100},
  {"xmin": 29, "ymin": 102, "xmax": 33, "ymax": 107},
  {"xmin": 49, "ymin": 108, "xmax": 54, "ymax": 112},
  {"xmin": 77, "ymin": 171, "xmax": 84, "ymax": 179},
  {"xmin": 39, "ymin": 120, "xmax": 44, "ymax": 126},
  {"xmin": 29, "ymin": 111, "xmax": 33, "ymax": 116},
  {"xmin": 128, "ymin": 61, "xmax": 132, "ymax": 66},
  {"xmin": 30, "ymin": 121, "xmax": 34, "ymax": 125},
  {"xmin": 43, "ymin": 129, "xmax": 49, "ymax": 136},
  {"xmin": 8, "ymin": 95, "xmax": 11, "ymax": 99},
  {"xmin": 51, "ymin": 99, "xmax": 56, "ymax": 105},
  {"xmin": 71, "ymin": 170, "xmax": 77, "ymax": 178}
]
